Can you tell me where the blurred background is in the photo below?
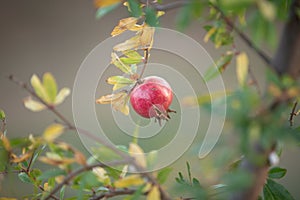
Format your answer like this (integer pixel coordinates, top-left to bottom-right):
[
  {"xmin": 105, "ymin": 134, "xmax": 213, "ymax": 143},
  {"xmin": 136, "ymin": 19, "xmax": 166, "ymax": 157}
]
[{"xmin": 0, "ymin": 0, "xmax": 299, "ymax": 198}]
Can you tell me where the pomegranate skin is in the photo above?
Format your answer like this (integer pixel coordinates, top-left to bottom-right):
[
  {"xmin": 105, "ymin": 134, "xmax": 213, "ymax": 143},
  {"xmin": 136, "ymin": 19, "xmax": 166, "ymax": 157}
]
[{"xmin": 130, "ymin": 76, "xmax": 173, "ymax": 119}]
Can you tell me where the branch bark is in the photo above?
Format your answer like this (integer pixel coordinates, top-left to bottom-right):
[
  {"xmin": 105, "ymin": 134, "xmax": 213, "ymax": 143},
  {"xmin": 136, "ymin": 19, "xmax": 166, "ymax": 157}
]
[
  {"xmin": 232, "ymin": 1, "xmax": 300, "ymax": 200},
  {"xmin": 272, "ymin": 0, "xmax": 300, "ymax": 77}
]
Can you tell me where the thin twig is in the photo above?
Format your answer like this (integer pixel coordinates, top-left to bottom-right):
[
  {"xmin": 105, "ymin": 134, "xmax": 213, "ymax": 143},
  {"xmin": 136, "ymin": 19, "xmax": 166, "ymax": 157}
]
[
  {"xmin": 248, "ymin": 67, "xmax": 262, "ymax": 96},
  {"xmin": 26, "ymin": 149, "xmax": 36, "ymax": 172},
  {"xmin": 44, "ymin": 160, "xmax": 129, "ymax": 200},
  {"xmin": 211, "ymin": 5, "xmax": 273, "ymax": 67},
  {"xmin": 147, "ymin": 0, "xmax": 189, "ymax": 11},
  {"xmin": 9, "ymin": 75, "xmax": 129, "ymax": 159},
  {"xmin": 289, "ymin": 101, "xmax": 298, "ymax": 126},
  {"xmin": 91, "ymin": 188, "xmax": 146, "ymax": 200},
  {"xmin": 139, "ymin": 48, "xmax": 149, "ymax": 80},
  {"xmin": 9, "ymin": 75, "xmax": 171, "ymax": 200}
]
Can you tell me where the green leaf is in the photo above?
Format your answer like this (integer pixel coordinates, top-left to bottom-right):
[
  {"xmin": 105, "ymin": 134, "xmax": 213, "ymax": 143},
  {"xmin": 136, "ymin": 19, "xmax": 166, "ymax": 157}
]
[
  {"xmin": 263, "ymin": 179, "xmax": 295, "ymax": 200},
  {"xmin": 268, "ymin": 167, "xmax": 287, "ymax": 179},
  {"xmin": 0, "ymin": 109, "xmax": 5, "ymax": 120},
  {"xmin": 186, "ymin": 162, "xmax": 192, "ymax": 183},
  {"xmin": 111, "ymin": 53, "xmax": 132, "ymax": 74},
  {"xmin": 157, "ymin": 167, "xmax": 172, "ymax": 184},
  {"xmin": 123, "ymin": 50, "xmax": 142, "ymax": 60},
  {"xmin": 60, "ymin": 185, "xmax": 66, "ymax": 200},
  {"xmin": 96, "ymin": 3, "xmax": 120, "ymax": 19},
  {"xmin": 124, "ymin": 184, "xmax": 145, "ymax": 200},
  {"xmin": 127, "ymin": 0, "xmax": 142, "ymax": 18},
  {"xmin": 43, "ymin": 73, "xmax": 57, "ymax": 103},
  {"xmin": 107, "ymin": 76, "xmax": 134, "ymax": 85},
  {"xmin": 145, "ymin": 7, "xmax": 159, "ymax": 27},
  {"xmin": 120, "ymin": 57, "xmax": 142, "ymax": 64},
  {"xmin": 37, "ymin": 169, "xmax": 66, "ymax": 181},
  {"xmin": 203, "ymin": 51, "xmax": 233, "ymax": 82},
  {"xmin": 30, "ymin": 74, "xmax": 50, "ymax": 103},
  {"xmin": 176, "ymin": 4, "xmax": 192, "ymax": 30},
  {"xmin": 18, "ymin": 172, "xmax": 32, "ymax": 183}
]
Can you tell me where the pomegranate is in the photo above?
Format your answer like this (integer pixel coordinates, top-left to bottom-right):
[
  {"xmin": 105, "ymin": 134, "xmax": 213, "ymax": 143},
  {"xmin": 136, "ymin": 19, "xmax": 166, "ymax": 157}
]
[{"xmin": 130, "ymin": 76, "xmax": 175, "ymax": 123}]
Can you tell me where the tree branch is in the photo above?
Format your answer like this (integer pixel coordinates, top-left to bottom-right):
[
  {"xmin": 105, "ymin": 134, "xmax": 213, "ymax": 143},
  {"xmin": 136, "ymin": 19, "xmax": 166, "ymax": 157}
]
[
  {"xmin": 139, "ymin": 0, "xmax": 189, "ymax": 11},
  {"xmin": 90, "ymin": 188, "xmax": 146, "ymax": 200},
  {"xmin": 272, "ymin": 0, "xmax": 300, "ymax": 76},
  {"xmin": 211, "ymin": 5, "xmax": 273, "ymax": 68},
  {"xmin": 9, "ymin": 75, "xmax": 171, "ymax": 200},
  {"xmin": 44, "ymin": 160, "xmax": 128, "ymax": 200}
]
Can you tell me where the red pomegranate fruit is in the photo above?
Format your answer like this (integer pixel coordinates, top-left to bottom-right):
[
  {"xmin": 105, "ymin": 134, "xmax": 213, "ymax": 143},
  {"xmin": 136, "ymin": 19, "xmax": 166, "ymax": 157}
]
[{"xmin": 130, "ymin": 76, "xmax": 175, "ymax": 123}]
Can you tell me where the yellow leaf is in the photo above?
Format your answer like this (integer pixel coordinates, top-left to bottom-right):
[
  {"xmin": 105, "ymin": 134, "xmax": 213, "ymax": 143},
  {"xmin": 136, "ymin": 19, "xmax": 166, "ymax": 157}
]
[
  {"xmin": 93, "ymin": 167, "xmax": 111, "ymax": 185},
  {"xmin": 111, "ymin": 17, "xmax": 139, "ymax": 36},
  {"xmin": 1, "ymin": 135, "xmax": 11, "ymax": 152},
  {"xmin": 204, "ymin": 27, "xmax": 217, "ymax": 43},
  {"xmin": 112, "ymin": 95, "xmax": 129, "ymax": 115},
  {"xmin": 94, "ymin": 0, "xmax": 121, "ymax": 8},
  {"xmin": 129, "ymin": 142, "xmax": 147, "ymax": 168},
  {"xmin": 55, "ymin": 175, "xmax": 65, "ymax": 184},
  {"xmin": 0, "ymin": 198, "xmax": 17, "ymax": 200},
  {"xmin": 113, "ymin": 35, "xmax": 141, "ymax": 52},
  {"xmin": 96, "ymin": 92, "xmax": 127, "ymax": 104},
  {"xmin": 54, "ymin": 87, "xmax": 70, "ymax": 105},
  {"xmin": 11, "ymin": 152, "xmax": 32, "ymax": 163},
  {"xmin": 268, "ymin": 84, "xmax": 282, "ymax": 97},
  {"xmin": 43, "ymin": 124, "xmax": 65, "ymax": 142},
  {"xmin": 44, "ymin": 182, "xmax": 50, "ymax": 191},
  {"xmin": 147, "ymin": 186, "xmax": 160, "ymax": 200},
  {"xmin": 258, "ymin": 0, "xmax": 276, "ymax": 21},
  {"xmin": 236, "ymin": 52, "xmax": 249, "ymax": 86},
  {"xmin": 23, "ymin": 96, "xmax": 47, "ymax": 112},
  {"xmin": 43, "ymin": 72, "xmax": 57, "ymax": 103},
  {"xmin": 39, "ymin": 153, "xmax": 75, "ymax": 166},
  {"xmin": 157, "ymin": 11, "xmax": 165, "ymax": 17},
  {"xmin": 140, "ymin": 27, "xmax": 155, "ymax": 49},
  {"xmin": 120, "ymin": 165, "xmax": 128, "ymax": 178},
  {"xmin": 96, "ymin": 92, "xmax": 129, "ymax": 115},
  {"xmin": 30, "ymin": 74, "xmax": 50, "ymax": 103},
  {"xmin": 74, "ymin": 151, "xmax": 87, "ymax": 166},
  {"xmin": 114, "ymin": 175, "xmax": 144, "ymax": 188}
]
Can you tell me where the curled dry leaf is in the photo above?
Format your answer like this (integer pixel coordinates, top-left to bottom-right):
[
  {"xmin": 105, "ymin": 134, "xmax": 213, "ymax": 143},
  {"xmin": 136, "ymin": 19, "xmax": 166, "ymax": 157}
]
[
  {"xmin": 94, "ymin": 0, "xmax": 121, "ymax": 8},
  {"xmin": 74, "ymin": 150, "xmax": 87, "ymax": 166},
  {"xmin": 111, "ymin": 17, "xmax": 141, "ymax": 36},
  {"xmin": 96, "ymin": 92, "xmax": 129, "ymax": 115},
  {"xmin": 11, "ymin": 152, "xmax": 33, "ymax": 163},
  {"xmin": 113, "ymin": 26, "xmax": 155, "ymax": 52},
  {"xmin": 140, "ymin": 26, "xmax": 155, "ymax": 49}
]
